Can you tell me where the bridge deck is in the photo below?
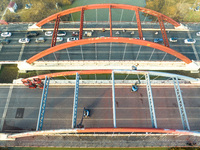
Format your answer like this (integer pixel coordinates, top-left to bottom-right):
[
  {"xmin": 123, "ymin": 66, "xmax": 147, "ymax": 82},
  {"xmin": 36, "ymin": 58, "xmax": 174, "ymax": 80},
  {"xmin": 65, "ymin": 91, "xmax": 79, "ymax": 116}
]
[{"xmin": 0, "ymin": 84, "xmax": 200, "ymax": 132}]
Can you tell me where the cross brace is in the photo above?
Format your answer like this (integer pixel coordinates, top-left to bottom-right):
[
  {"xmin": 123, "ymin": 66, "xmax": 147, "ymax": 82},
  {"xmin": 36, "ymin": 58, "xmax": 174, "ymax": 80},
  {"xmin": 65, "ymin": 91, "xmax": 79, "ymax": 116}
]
[
  {"xmin": 79, "ymin": 8, "xmax": 84, "ymax": 40},
  {"xmin": 173, "ymin": 77, "xmax": 190, "ymax": 130},
  {"xmin": 112, "ymin": 71, "xmax": 117, "ymax": 128},
  {"xmin": 145, "ymin": 73, "xmax": 157, "ymax": 128},
  {"xmin": 135, "ymin": 8, "xmax": 143, "ymax": 40},
  {"xmin": 51, "ymin": 15, "xmax": 60, "ymax": 47},
  {"xmin": 72, "ymin": 73, "xmax": 80, "ymax": 128},
  {"xmin": 36, "ymin": 76, "xmax": 50, "ymax": 131},
  {"xmin": 158, "ymin": 15, "xmax": 169, "ymax": 47}
]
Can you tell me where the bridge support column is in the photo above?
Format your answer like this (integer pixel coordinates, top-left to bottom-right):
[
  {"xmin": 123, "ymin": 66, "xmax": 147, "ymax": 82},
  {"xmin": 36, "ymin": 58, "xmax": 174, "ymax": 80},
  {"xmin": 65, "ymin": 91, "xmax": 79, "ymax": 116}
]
[
  {"xmin": 51, "ymin": 15, "xmax": 60, "ymax": 47},
  {"xmin": 72, "ymin": 73, "xmax": 80, "ymax": 128},
  {"xmin": 112, "ymin": 71, "xmax": 117, "ymax": 128},
  {"xmin": 36, "ymin": 76, "xmax": 50, "ymax": 131},
  {"xmin": 145, "ymin": 73, "xmax": 157, "ymax": 128},
  {"xmin": 173, "ymin": 77, "xmax": 190, "ymax": 130},
  {"xmin": 135, "ymin": 8, "xmax": 143, "ymax": 40}
]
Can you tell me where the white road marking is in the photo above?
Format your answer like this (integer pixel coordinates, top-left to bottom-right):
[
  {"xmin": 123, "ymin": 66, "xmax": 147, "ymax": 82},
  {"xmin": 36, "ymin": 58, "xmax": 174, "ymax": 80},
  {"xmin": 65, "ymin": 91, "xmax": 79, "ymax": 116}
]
[
  {"xmin": 187, "ymin": 31, "xmax": 199, "ymax": 61},
  {"xmin": 18, "ymin": 44, "xmax": 25, "ymax": 61},
  {"xmin": 0, "ymin": 85, "xmax": 13, "ymax": 131}
]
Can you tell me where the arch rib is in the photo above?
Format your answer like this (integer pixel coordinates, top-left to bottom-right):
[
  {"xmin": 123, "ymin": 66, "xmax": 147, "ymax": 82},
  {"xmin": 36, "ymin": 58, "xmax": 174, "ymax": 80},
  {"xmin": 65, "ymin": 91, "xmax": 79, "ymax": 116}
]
[
  {"xmin": 26, "ymin": 37, "xmax": 192, "ymax": 64},
  {"xmin": 36, "ymin": 4, "xmax": 180, "ymax": 28}
]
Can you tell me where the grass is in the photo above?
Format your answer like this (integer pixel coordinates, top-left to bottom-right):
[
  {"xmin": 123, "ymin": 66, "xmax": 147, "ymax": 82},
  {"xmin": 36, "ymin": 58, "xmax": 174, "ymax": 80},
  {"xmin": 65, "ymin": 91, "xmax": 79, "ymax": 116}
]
[
  {"xmin": 7, "ymin": 148, "xmax": 170, "ymax": 150},
  {"xmin": 0, "ymin": 65, "xmax": 18, "ymax": 83}
]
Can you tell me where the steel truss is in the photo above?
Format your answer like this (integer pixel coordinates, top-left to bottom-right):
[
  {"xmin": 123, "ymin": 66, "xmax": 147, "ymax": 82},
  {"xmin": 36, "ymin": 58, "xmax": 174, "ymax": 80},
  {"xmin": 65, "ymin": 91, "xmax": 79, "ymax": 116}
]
[
  {"xmin": 72, "ymin": 73, "xmax": 80, "ymax": 128},
  {"xmin": 135, "ymin": 8, "xmax": 143, "ymax": 40},
  {"xmin": 79, "ymin": 8, "xmax": 84, "ymax": 40},
  {"xmin": 36, "ymin": 76, "xmax": 50, "ymax": 131},
  {"xmin": 145, "ymin": 73, "xmax": 157, "ymax": 128},
  {"xmin": 26, "ymin": 37, "xmax": 192, "ymax": 64},
  {"xmin": 173, "ymin": 77, "xmax": 190, "ymax": 130}
]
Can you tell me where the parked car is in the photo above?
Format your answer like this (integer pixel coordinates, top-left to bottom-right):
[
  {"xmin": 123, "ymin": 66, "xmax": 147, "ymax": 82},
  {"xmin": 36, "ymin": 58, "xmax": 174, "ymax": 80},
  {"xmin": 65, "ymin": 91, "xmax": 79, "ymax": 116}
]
[
  {"xmin": 57, "ymin": 31, "xmax": 66, "ymax": 36},
  {"xmin": 45, "ymin": 31, "xmax": 53, "ymax": 36},
  {"xmin": 26, "ymin": 31, "xmax": 38, "ymax": 37},
  {"xmin": 35, "ymin": 37, "xmax": 45, "ymax": 43},
  {"xmin": 169, "ymin": 37, "xmax": 178, "ymax": 42},
  {"xmin": 0, "ymin": 39, "xmax": 10, "ymax": 44},
  {"xmin": 19, "ymin": 38, "xmax": 30, "ymax": 44},
  {"xmin": 56, "ymin": 37, "xmax": 63, "ymax": 42},
  {"xmin": 1, "ymin": 32, "xmax": 12, "ymax": 37},
  {"xmin": 67, "ymin": 37, "xmax": 78, "ymax": 42},
  {"xmin": 184, "ymin": 38, "xmax": 196, "ymax": 44},
  {"xmin": 154, "ymin": 38, "xmax": 163, "ymax": 43},
  {"xmin": 196, "ymin": 32, "xmax": 200, "ymax": 36}
]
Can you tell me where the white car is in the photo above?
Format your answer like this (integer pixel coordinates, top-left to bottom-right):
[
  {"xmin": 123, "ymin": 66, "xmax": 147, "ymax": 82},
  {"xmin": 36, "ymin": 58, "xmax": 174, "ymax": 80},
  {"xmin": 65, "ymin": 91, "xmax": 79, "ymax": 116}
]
[
  {"xmin": 135, "ymin": 37, "xmax": 145, "ymax": 40},
  {"xmin": 57, "ymin": 31, "xmax": 66, "ymax": 36},
  {"xmin": 184, "ymin": 38, "xmax": 196, "ymax": 44},
  {"xmin": 1, "ymin": 32, "xmax": 12, "ymax": 37},
  {"xmin": 56, "ymin": 37, "xmax": 63, "ymax": 42},
  {"xmin": 196, "ymin": 32, "xmax": 200, "ymax": 36},
  {"xmin": 19, "ymin": 38, "xmax": 30, "ymax": 44},
  {"xmin": 67, "ymin": 37, "xmax": 79, "ymax": 42},
  {"xmin": 169, "ymin": 37, "xmax": 178, "ymax": 42},
  {"xmin": 45, "ymin": 31, "xmax": 53, "ymax": 36}
]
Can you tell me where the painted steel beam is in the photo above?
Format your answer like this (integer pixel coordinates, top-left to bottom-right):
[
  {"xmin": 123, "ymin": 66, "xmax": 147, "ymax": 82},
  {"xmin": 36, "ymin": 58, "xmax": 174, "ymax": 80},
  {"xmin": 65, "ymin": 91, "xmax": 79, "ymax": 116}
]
[
  {"xmin": 51, "ymin": 15, "xmax": 60, "ymax": 47},
  {"xmin": 26, "ymin": 37, "xmax": 192, "ymax": 64},
  {"xmin": 8, "ymin": 128, "xmax": 200, "ymax": 139},
  {"xmin": 109, "ymin": 5, "xmax": 113, "ymax": 37},
  {"xmin": 145, "ymin": 73, "xmax": 157, "ymax": 128},
  {"xmin": 158, "ymin": 15, "xmax": 169, "ymax": 47},
  {"xmin": 36, "ymin": 4, "xmax": 180, "ymax": 28},
  {"xmin": 135, "ymin": 8, "xmax": 143, "ymax": 40},
  {"xmin": 112, "ymin": 71, "xmax": 117, "ymax": 128},
  {"xmin": 22, "ymin": 69, "xmax": 198, "ymax": 82},
  {"xmin": 79, "ymin": 8, "xmax": 84, "ymax": 40},
  {"xmin": 173, "ymin": 77, "xmax": 190, "ymax": 130},
  {"xmin": 36, "ymin": 76, "xmax": 50, "ymax": 131},
  {"xmin": 72, "ymin": 73, "xmax": 80, "ymax": 128}
]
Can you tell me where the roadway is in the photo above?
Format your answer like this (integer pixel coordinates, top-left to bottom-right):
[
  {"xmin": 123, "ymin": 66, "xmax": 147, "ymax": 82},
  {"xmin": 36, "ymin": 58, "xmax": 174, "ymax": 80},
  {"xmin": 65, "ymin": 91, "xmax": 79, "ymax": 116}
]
[
  {"xmin": 1, "ymin": 84, "xmax": 200, "ymax": 133},
  {"xmin": 0, "ymin": 30, "xmax": 200, "ymax": 62}
]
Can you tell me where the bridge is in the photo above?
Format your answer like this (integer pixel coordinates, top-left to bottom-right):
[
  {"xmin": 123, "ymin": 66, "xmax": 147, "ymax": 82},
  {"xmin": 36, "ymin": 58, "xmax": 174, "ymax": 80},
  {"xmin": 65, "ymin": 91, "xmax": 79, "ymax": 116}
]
[{"xmin": 0, "ymin": 3, "xmax": 200, "ymax": 148}]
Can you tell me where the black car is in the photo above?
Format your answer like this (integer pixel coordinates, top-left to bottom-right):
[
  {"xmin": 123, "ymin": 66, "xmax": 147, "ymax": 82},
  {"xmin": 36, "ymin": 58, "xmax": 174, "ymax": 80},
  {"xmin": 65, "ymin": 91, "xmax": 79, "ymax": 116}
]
[
  {"xmin": 0, "ymin": 39, "xmax": 10, "ymax": 44},
  {"xmin": 26, "ymin": 31, "xmax": 38, "ymax": 37}
]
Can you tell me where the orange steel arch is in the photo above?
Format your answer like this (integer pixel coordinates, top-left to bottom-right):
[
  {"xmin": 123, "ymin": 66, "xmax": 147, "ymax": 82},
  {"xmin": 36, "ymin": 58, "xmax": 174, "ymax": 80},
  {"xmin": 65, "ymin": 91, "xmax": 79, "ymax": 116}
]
[
  {"xmin": 22, "ymin": 70, "xmax": 112, "ymax": 82},
  {"xmin": 36, "ymin": 4, "xmax": 180, "ymax": 27},
  {"xmin": 26, "ymin": 37, "xmax": 192, "ymax": 64}
]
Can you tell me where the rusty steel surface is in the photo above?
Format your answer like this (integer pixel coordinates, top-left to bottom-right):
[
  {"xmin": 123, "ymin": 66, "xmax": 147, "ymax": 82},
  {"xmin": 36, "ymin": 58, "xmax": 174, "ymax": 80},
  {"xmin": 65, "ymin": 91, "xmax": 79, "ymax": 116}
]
[
  {"xmin": 79, "ymin": 8, "xmax": 84, "ymax": 40},
  {"xmin": 158, "ymin": 16, "xmax": 169, "ymax": 47},
  {"xmin": 36, "ymin": 4, "xmax": 181, "ymax": 27},
  {"xmin": 135, "ymin": 8, "xmax": 143, "ymax": 40},
  {"xmin": 26, "ymin": 37, "xmax": 192, "ymax": 64},
  {"xmin": 51, "ymin": 15, "xmax": 60, "ymax": 47},
  {"xmin": 109, "ymin": 5, "xmax": 113, "ymax": 37}
]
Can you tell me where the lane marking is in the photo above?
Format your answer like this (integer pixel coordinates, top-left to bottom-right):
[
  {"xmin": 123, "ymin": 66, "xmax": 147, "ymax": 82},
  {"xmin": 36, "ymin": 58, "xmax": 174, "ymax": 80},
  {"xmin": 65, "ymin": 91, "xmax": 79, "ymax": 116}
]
[
  {"xmin": 187, "ymin": 31, "xmax": 199, "ymax": 61},
  {"xmin": 0, "ymin": 85, "xmax": 13, "ymax": 131},
  {"xmin": 18, "ymin": 44, "xmax": 25, "ymax": 61}
]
